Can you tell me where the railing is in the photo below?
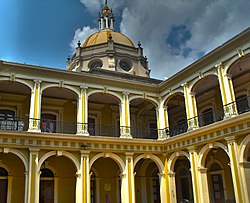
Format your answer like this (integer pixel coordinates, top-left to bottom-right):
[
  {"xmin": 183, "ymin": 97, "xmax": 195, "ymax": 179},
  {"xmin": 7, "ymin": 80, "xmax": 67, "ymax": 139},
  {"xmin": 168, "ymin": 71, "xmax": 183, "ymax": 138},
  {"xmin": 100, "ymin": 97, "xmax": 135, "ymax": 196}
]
[
  {"xmin": 87, "ymin": 123, "xmax": 120, "ymax": 137},
  {"xmin": 131, "ymin": 127, "xmax": 158, "ymax": 139},
  {"xmin": 198, "ymin": 108, "xmax": 224, "ymax": 127},
  {"xmin": 236, "ymin": 96, "xmax": 250, "ymax": 114},
  {"xmin": 168, "ymin": 120, "xmax": 188, "ymax": 137},
  {"xmin": 0, "ymin": 117, "xmax": 28, "ymax": 131}
]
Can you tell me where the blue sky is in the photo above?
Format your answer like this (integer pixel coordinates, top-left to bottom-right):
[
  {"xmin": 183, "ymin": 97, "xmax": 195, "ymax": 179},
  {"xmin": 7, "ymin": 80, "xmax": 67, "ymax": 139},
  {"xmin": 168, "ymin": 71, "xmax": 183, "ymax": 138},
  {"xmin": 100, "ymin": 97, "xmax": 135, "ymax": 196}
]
[{"xmin": 0, "ymin": 0, "xmax": 249, "ymax": 79}]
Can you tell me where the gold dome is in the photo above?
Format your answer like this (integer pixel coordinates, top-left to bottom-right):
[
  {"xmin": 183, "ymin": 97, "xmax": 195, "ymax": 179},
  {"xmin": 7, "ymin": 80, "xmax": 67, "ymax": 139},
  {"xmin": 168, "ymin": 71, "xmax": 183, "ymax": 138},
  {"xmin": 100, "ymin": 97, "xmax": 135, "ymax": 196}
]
[{"xmin": 82, "ymin": 29, "xmax": 135, "ymax": 47}]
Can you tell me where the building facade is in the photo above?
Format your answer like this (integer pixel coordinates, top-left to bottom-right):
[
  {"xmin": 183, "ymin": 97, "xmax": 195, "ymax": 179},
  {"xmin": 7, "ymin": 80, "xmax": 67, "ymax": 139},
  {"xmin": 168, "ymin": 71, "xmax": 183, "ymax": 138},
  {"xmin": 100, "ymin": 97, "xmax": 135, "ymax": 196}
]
[{"xmin": 0, "ymin": 2, "xmax": 250, "ymax": 203}]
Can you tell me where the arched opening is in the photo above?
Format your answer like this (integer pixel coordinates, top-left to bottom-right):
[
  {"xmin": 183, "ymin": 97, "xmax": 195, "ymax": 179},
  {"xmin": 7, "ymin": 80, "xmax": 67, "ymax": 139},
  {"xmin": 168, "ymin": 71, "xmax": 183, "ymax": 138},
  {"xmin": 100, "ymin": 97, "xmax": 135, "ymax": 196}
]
[
  {"xmin": 88, "ymin": 93, "xmax": 120, "ymax": 137},
  {"xmin": 90, "ymin": 157, "xmax": 122, "ymax": 203},
  {"xmin": 0, "ymin": 152, "xmax": 26, "ymax": 203},
  {"xmin": 41, "ymin": 87, "xmax": 78, "ymax": 134},
  {"xmin": 130, "ymin": 99, "xmax": 158, "ymax": 139},
  {"xmin": 134, "ymin": 159, "xmax": 160, "ymax": 203},
  {"xmin": 192, "ymin": 75, "xmax": 224, "ymax": 127},
  {"xmin": 0, "ymin": 81, "xmax": 31, "ymax": 131},
  {"xmin": 39, "ymin": 168, "xmax": 55, "ymax": 203},
  {"xmin": 205, "ymin": 148, "xmax": 235, "ymax": 202},
  {"xmin": 174, "ymin": 157, "xmax": 193, "ymax": 202},
  {"xmin": 0, "ymin": 167, "xmax": 8, "ymax": 203},
  {"xmin": 242, "ymin": 141, "xmax": 250, "ymax": 196},
  {"xmin": 228, "ymin": 55, "xmax": 250, "ymax": 114},
  {"xmin": 165, "ymin": 93, "xmax": 187, "ymax": 136},
  {"xmin": 39, "ymin": 156, "xmax": 77, "ymax": 203}
]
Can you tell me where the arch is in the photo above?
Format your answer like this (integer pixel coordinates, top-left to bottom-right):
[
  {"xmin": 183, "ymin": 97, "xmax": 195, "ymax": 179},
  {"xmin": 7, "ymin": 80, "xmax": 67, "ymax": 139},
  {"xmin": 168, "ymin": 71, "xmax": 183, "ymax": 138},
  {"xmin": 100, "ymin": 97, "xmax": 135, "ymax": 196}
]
[
  {"xmin": 88, "ymin": 90, "xmax": 122, "ymax": 102},
  {"xmin": 41, "ymin": 84, "xmax": 80, "ymax": 97},
  {"xmin": 225, "ymin": 53, "xmax": 250, "ymax": 74},
  {"xmin": 239, "ymin": 134, "xmax": 250, "ymax": 162},
  {"xmin": 129, "ymin": 96, "xmax": 158, "ymax": 107},
  {"xmin": 0, "ymin": 79, "xmax": 32, "ymax": 92},
  {"xmin": 38, "ymin": 151, "xmax": 80, "ymax": 172},
  {"xmin": 206, "ymin": 159, "xmax": 224, "ymax": 171},
  {"xmin": 168, "ymin": 151, "xmax": 190, "ymax": 172},
  {"xmin": 198, "ymin": 142, "xmax": 229, "ymax": 168},
  {"xmin": 90, "ymin": 153, "xmax": 125, "ymax": 172},
  {"xmin": 7, "ymin": 149, "xmax": 29, "ymax": 172},
  {"xmin": 190, "ymin": 74, "xmax": 219, "ymax": 93},
  {"xmin": 134, "ymin": 154, "xmax": 164, "ymax": 173},
  {"xmin": 162, "ymin": 91, "xmax": 184, "ymax": 106}
]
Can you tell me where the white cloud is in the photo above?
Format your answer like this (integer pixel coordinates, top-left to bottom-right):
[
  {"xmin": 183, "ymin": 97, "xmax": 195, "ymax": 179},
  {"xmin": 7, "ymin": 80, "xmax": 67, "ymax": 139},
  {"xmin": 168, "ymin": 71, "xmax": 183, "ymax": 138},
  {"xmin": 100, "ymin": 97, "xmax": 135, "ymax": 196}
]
[
  {"xmin": 80, "ymin": 0, "xmax": 102, "ymax": 14},
  {"xmin": 70, "ymin": 26, "xmax": 98, "ymax": 52},
  {"xmin": 78, "ymin": 0, "xmax": 250, "ymax": 79}
]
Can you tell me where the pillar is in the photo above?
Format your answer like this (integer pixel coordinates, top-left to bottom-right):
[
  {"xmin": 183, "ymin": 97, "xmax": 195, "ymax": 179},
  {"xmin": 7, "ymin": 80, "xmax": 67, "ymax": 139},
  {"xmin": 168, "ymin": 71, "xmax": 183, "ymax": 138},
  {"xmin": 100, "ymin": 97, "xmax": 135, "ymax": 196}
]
[
  {"xmin": 124, "ymin": 153, "xmax": 135, "ymax": 203},
  {"xmin": 164, "ymin": 107, "xmax": 169, "ymax": 136},
  {"xmin": 216, "ymin": 63, "xmax": 237, "ymax": 118},
  {"xmin": 120, "ymin": 92, "xmax": 132, "ymax": 138},
  {"xmin": 189, "ymin": 147, "xmax": 200, "ymax": 203},
  {"xmin": 168, "ymin": 172, "xmax": 177, "ymax": 203},
  {"xmin": 27, "ymin": 148, "xmax": 39, "ymax": 203},
  {"xmin": 182, "ymin": 83, "xmax": 199, "ymax": 130},
  {"xmin": 77, "ymin": 86, "xmax": 88, "ymax": 135},
  {"xmin": 28, "ymin": 80, "xmax": 42, "ymax": 132},
  {"xmin": 226, "ymin": 137, "xmax": 245, "ymax": 203},
  {"xmin": 79, "ymin": 150, "xmax": 90, "ymax": 203},
  {"xmin": 157, "ymin": 99, "xmax": 167, "ymax": 140},
  {"xmin": 197, "ymin": 167, "xmax": 210, "ymax": 203}
]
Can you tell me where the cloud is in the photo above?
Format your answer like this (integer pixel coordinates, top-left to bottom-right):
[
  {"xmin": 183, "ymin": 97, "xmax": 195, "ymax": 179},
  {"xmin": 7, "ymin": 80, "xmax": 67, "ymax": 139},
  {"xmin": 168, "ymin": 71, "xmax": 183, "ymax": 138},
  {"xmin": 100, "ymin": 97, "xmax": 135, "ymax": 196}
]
[
  {"xmin": 70, "ymin": 26, "xmax": 98, "ymax": 52},
  {"xmin": 80, "ymin": 0, "xmax": 102, "ymax": 14},
  {"xmin": 78, "ymin": 0, "xmax": 250, "ymax": 79}
]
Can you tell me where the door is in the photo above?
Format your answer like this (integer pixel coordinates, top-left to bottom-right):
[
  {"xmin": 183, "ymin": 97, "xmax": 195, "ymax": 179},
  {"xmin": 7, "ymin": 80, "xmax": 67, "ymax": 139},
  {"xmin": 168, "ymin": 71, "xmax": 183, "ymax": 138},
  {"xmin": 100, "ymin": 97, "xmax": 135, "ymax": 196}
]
[
  {"xmin": 39, "ymin": 180, "xmax": 54, "ymax": 203},
  {"xmin": 0, "ymin": 179, "xmax": 8, "ymax": 203},
  {"xmin": 211, "ymin": 174, "xmax": 225, "ymax": 203}
]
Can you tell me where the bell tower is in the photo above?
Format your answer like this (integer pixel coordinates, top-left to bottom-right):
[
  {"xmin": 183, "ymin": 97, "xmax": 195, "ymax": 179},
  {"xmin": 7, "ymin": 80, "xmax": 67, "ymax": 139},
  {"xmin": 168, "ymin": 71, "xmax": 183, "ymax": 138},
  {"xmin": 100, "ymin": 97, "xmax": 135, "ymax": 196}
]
[{"xmin": 98, "ymin": 0, "xmax": 115, "ymax": 30}]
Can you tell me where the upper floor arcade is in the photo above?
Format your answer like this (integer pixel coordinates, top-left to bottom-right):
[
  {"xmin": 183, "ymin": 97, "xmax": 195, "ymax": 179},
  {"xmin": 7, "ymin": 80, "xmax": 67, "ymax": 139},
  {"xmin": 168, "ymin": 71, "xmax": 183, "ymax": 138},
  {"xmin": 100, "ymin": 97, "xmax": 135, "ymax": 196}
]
[{"xmin": 0, "ymin": 28, "xmax": 250, "ymax": 140}]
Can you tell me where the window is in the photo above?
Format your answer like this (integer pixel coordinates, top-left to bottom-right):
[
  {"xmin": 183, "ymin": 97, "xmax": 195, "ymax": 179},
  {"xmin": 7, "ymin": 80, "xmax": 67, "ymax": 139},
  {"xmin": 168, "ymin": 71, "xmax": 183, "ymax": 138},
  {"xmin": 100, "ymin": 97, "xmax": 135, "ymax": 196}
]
[
  {"xmin": 0, "ymin": 109, "xmax": 21, "ymax": 130},
  {"xmin": 119, "ymin": 60, "xmax": 132, "ymax": 72},
  {"xmin": 40, "ymin": 168, "xmax": 54, "ymax": 203},
  {"xmin": 89, "ymin": 60, "xmax": 103, "ymax": 69}
]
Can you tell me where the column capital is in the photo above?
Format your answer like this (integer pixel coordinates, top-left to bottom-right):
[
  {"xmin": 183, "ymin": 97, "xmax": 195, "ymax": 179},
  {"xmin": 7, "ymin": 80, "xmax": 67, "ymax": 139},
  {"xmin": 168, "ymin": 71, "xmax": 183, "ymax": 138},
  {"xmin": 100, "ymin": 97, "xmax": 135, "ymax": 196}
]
[
  {"xmin": 198, "ymin": 167, "xmax": 208, "ymax": 173},
  {"xmin": 29, "ymin": 148, "xmax": 40, "ymax": 153},
  {"xmin": 33, "ymin": 79, "xmax": 42, "ymax": 84},
  {"xmin": 125, "ymin": 152, "xmax": 134, "ymax": 157},
  {"xmin": 215, "ymin": 62, "xmax": 223, "ymax": 68},
  {"xmin": 187, "ymin": 146, "xmax": 198, "ymax": 153},
  {"xmin": 181, "ymin": 82, "xmax": 188, "ymax": 87},
  {"xmin": 80, "ymin": 85, "xmax": 88, "ymax": 90},
  {"xmin": 158, "ymin": 172, "xmax": 166, "ymax": 178},
  {"xmin": 167, "ymin": 171, "xmax": 176, "ymax": 177},
  {"xmin": 80, "ymin": 150, "xmax": 91, "ymax": 155},
  {"xmin": 225, "ymin": 135, "xmax": 237, "ymax": 144},
  {"xmin": 189, "ymin": 91, "xmax": 196, "ymax": 97},
  {"xmin": 122, "ymin": 91, "xmax": 130, "ymax": 96}
]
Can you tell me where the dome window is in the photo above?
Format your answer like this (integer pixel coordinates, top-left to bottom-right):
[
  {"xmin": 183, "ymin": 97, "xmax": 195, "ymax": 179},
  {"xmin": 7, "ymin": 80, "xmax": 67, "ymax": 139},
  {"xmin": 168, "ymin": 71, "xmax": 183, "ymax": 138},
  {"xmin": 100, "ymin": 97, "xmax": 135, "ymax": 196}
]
[
  {"xmin": 89, "ymin": 60, "xmax": 103, "ymax": 69},
  {"xmin": 119, "ymin": 60, "xmax": 132, "ymax": 72}
]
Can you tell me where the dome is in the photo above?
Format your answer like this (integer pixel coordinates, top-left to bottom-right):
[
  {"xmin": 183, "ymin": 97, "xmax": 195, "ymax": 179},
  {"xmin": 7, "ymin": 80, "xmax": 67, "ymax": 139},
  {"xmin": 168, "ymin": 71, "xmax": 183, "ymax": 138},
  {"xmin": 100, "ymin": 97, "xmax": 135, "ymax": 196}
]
[{"xmin": 82, "ymin": 29, "xmax": 135, "ymax": 48}]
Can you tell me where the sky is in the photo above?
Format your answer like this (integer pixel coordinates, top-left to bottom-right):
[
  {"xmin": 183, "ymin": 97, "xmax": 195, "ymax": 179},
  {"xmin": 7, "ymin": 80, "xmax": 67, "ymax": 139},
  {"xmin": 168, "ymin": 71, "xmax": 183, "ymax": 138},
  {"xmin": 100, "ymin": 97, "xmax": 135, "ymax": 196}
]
[{"xmin": 0, "ymin": 0, "xmax": 249, "ymax": 79}]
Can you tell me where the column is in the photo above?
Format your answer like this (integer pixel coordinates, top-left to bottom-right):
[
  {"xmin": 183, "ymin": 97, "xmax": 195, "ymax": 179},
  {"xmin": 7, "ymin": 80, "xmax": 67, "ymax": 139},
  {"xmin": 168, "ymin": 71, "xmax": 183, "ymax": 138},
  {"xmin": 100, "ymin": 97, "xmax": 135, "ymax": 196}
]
[
  {"xmin": 27, "ymin": 148, "xmax": 39, "ymax": 203},
  {"xmin": 226, "ymin": 137, "xmax": 245, "ymax": 203},
  {"xmin": 77, "ymin": 86, "xmax": 88, "ymax": 135},
  {"xmin": 239, "ymin": 162, "xmax": 250, "ymax": 202},
  {"xmin": 156, "ymin": 99, "xmax": 167, "ymax": 140},
  {"xmin": 79, "ymin": 150, "xmax": 90, "ymax": 203},
  {"xmin": 110, "ymin": 18, "xmax": 114, "ymax": 29},
  {"xmin": 182, "ymin": 83, "xmax": 199, "ymax": 130},
  {"xmin": 124, "ymin": 153, "xmax": 135, "ymax": 203},
  {"xmin": 120, "ymin": 92, "xmax": 132, "ymax": 138},
  {"xmin": 100, "ymin": 18, "xmax": 104, "ymax": 29},
  {"xmin": 168, "ymin": 172, "xmax": 177, "ymax": 203},
  {"xmin": 28, "ymin": 80, "xmax": 42, "ymax": 132},
  {"xmin": 216, "ymin": 63, "xmax": 237, "ymax": 118},
  {"xmin": 197, "ymin": 167, "xmax": 210, "ymax": 203},
  {"xmin": 105, "ymin": 17, "xmax": 109, "ymax": 28},
  {"xmin": 158, "ymin": 172, "xmax": 167, "ymax": 203},
  {"xmin": 189, "ymin": 147, "xmax": 200, "ymax": 203},
  {"xmin": 164, "ymin": 107, "xmax": 169, "ymax": 137}
]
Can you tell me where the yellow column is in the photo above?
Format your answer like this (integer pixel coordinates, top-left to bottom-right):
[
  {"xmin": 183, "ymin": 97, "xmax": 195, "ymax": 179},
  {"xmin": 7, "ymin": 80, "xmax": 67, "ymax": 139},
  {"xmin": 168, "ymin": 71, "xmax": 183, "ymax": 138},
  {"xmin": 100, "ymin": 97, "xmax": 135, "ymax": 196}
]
[
  {"xmin": 160, "ymin": 158, "xmax": 170, "ymax": 203},
  {"xmin": 197, "ymin": 167, "xmax": 210, "ymax": 203},
  {"xmin": 27, "ymin": 148, "xmax": 39, "ymax": 203},
  {"xmin": 168, "ymin": 172, "xmax": 177, "ymax": 203},
  {"xmin": 188, "ymin": 147, "xmax": 200, "ymax": 203},
  {"xmin": 28, "ymin": 80, "xmax": 42, "ymax": 132},
  {"xmin": 182, "ymin": 83, "xmax": 199, "ymax": 130},
  {"xmin": 80, "ymin": 150, "xmax": 90, "ymax": 203},
  {"xmin": 226, "ymin": 137, "xmax": 245, "ymax": 203},
  {"xmin": 77, "ymin": 86, "xmax": 88, "ymax": 135},
  {"xmin": 216, "ymin": 63, "xmax": 237, "ymax": 117},
  {"xmin": 125, "ymin": 153, "xmax": 135, "ymax": 203},
  {"xmin": 157, "ymin": 99, "xmax": 167, "ymax": 140},
  {"xmin": 120, "ymin": 92, "xmax": 132, "ymax": 138}
]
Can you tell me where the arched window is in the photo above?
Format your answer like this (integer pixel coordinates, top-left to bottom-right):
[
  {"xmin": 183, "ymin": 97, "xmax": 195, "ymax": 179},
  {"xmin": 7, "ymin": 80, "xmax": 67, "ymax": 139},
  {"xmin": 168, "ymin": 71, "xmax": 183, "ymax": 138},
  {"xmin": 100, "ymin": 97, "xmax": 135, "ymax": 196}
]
[
  {"xmin": 40, "ymin": 168, "xmax": 54, "ymax": 203},
  {"xmin": 0, "ymin": 167, "xmax": 8, "ymax": 203}
]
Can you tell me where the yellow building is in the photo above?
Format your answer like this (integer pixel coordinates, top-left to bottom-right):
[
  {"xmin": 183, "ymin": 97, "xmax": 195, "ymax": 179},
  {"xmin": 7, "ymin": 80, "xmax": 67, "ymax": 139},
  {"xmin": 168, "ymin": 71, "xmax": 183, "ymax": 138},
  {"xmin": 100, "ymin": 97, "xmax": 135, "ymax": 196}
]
[{"xmin": 0, "ymin": 2, "xmax": 250, "ymax": 203}]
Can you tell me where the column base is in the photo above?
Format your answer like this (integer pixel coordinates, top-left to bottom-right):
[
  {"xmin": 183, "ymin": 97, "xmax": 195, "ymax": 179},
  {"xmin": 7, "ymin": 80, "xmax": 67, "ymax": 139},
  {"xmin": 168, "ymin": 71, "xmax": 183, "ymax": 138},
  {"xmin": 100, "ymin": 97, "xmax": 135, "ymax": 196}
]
[
  {"xmin": 28, "ymin": 128, "xmax": 41, "ymax": 133},
  {"xmin": 120, "ymin": 133, "xmax": 133, "ymax": 139},
  {"xmin": 76, "ymin": 130, "xmax": 89, "ymax": 136}
]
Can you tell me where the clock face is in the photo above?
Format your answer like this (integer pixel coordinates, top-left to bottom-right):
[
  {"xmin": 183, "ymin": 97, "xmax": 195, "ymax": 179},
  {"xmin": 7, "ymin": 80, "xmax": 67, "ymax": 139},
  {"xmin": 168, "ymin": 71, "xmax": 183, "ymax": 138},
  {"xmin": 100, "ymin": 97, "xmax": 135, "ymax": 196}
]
[
  {"xmin": 119, "ymin": 60, "xmax": 132, "ymax": 71},
  {"xmin": 89, "ymin": 60, "xmax": 103, "ymax": 69}
]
